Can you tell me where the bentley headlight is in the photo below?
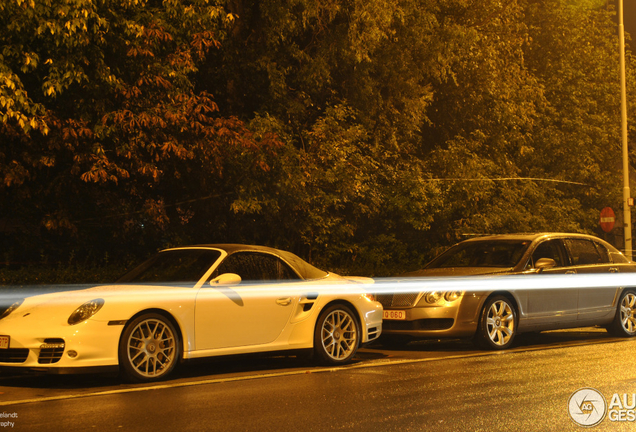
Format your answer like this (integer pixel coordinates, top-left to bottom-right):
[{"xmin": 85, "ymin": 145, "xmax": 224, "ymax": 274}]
[
  {"xmin": 0, "ymin": 299, "xmax": 24, "ymax": 320},
  {"xmin": 444, "ymin": 291, "xmax": 463, "ymax": 302},
  {"xmin": 425, "ymin": 291, "xmax": 443, "ymax": 303},
  {"xmin": 68, "ymin": 299, "xmax": 104, "ymax": 325}
]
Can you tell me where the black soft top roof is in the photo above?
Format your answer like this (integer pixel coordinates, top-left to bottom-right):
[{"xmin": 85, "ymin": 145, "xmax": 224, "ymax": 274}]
[{"xmin": 167, "ymin": 244, "xmax": 329, "ymax": 280}]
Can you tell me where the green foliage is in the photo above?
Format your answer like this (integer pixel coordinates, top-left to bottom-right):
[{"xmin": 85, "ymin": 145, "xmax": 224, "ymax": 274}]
[
  {"xmin": 0, "ymin": 0, "xmax": 280, "ymax": 264},
  {"xmin": 1, "ymin": 0, "xmax": 635, "ymax": 278},
  {"xmin": 416, "ymin": 0, "xmax": 633, "ymax": 254},
  {"xmin": 0, "ymin": 264, "xmax": 128, "ymax": 285}
]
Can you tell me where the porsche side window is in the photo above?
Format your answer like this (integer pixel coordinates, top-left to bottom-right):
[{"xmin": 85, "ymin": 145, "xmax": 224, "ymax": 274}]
[
  {"xmin": 215, "ymin": 253, "xmax": 259, "ymax": 281},
  {"xmin": 215, "ymin": 253, "xmax": 300, "ymax": 282},
  {"xmin": 564, "ymin": 239, "xmax": 606, "ymax": 265},
  {"xmin": 531, "ymin": 240, "xmax": 566, "ymax": 268},
  {"xmin": 251, "ymin": 254, "xmax": 300, "ymax": 281}
]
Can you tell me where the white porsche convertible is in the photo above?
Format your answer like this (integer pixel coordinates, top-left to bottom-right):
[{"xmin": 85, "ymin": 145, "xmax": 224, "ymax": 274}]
[{"xmin": 0, "ymin": 245, "xmax": 382, "ymax": 382}]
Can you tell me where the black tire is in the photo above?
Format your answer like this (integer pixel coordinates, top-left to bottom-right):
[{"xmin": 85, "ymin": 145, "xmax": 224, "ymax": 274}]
[
  {"xmin": 119, "ymin": 313, "xmax": 181, "ymax": 382},
  {"xmin": 474, "ymin": 295, "xmax": 517, "ymax": 350},
  {"xmin": 608, "ymin": 289, "xmax": 636, "ymax": 337},
  {"xmin": 314, "ymin": 304, "xmax": 360, "ymax": 365}
]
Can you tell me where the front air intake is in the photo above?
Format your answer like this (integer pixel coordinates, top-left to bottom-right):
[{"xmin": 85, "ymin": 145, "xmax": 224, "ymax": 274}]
[
  {"xmin": 38, "ymin": 338, "xmax": 65, "ymax": 364},
  {"xmin": 0, "ymin": 349, "xmax": 29, "ymax": 363}
]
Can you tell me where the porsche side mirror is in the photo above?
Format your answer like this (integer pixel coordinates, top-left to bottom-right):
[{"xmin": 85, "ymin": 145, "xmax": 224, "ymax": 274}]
[
  {"xmin": 210, "ymin": 273, "xmax": 242, "ymax": 286},
  {"xmin": 534, "ymin": 258, "xmax": 557, "ymax": 272}
]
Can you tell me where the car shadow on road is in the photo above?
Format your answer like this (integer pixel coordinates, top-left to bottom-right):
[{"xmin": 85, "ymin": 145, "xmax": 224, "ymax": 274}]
[
  {"xmin": 0, "ymin": 328, "xmax": 624, "ymax": 390},
  {"xmin": 0, "ymin": 350, "xmax": 380, "ymax": 390},
  {"xmin": 0, "ymin": 370, "xmax": 120, "ymax": 390},
  {"xmin": 364, "ymin": 326, "xmax": 623, "ymax": 354}
]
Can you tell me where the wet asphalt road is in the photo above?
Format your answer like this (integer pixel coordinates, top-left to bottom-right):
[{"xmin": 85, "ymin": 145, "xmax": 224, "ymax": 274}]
[{"xmin": 1, "ymin": 328, "xmax": 636, "ymax": 431}]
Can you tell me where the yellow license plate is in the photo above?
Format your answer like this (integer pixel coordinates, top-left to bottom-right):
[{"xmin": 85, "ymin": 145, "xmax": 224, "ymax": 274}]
[
  {"xmin": 383, "ymin": 310, "xmax": 406, "ymax": 320},
  {"xmin": 0, "ymin": 335, "xmax": 9, "ymax": 349}
]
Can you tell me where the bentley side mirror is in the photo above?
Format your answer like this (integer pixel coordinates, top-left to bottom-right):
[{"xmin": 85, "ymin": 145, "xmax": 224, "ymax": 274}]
[
  {"xmin": 210, "ymin": 273, "xmax": 242, "ymax": 286},
  {"xmin": 534, "ymin": 258, "xmax": 557, "ymax": 272}
]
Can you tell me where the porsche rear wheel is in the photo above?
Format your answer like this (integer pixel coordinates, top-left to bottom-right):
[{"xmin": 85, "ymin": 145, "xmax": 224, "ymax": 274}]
[
  {"xmin": 314, "ymin": 304, "xmax": 360, "ymax": 365},
  {"xmin": 119, "ymin": 313, "xmax": 181, "ymax": 382}
]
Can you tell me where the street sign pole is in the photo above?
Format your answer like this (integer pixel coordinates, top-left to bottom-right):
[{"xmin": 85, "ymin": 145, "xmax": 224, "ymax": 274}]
[{"xmin": 619, "ymin": 0, "xmax": 632, "ymax": 259}]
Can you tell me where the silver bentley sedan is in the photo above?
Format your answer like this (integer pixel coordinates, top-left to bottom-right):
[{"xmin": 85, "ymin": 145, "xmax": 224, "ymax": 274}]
[{"xmin": 378, "ymin": 233, "xmax": 636, "ymax": 349}]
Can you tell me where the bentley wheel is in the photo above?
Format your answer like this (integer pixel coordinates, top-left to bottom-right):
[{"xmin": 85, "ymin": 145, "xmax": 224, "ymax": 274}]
[
  {"xmin": 119, "ymin": 313, "xmax": 181, "ymax": 382},
  {"xmin": 314, "ymin": 304, "xmax": 360, "ymax": 365},
  {"xmin": 608, "ymin": 290, "xmax": 636, "ymax": 337},
  {"xmin": 475, "ymin": 295, "xmax": 517, "ymax": 350}
]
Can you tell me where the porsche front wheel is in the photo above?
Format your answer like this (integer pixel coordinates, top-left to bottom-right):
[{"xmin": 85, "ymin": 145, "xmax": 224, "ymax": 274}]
[
  {"xmin": 119, "ymin": 313, "xmax": 181, "ymax": 382},
  {"xmin": 314, "ymin": 304, "xmax": 360, "ymax": 365}
]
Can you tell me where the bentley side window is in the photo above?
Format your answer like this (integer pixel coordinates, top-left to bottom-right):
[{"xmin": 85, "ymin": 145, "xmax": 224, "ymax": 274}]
[
  {"xmin": 610, "ymin": 250, "xmax": 630, "ymax": 263},
  {"xmin": 593, "ymin": 242, "xmax": 611, "ymax": 263},
  {"xmin": 531, "ymin": 240, "xmax": 566, "ymax": 268},
  {"xmin": 564, "ymin": 239, "xmax": 605, "ymax": 265}
]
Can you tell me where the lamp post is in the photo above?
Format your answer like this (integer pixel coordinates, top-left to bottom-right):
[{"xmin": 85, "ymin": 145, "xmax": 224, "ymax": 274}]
[{"xmin": 618, "ymin": 0, "xmax": 632, "ymax": 259}]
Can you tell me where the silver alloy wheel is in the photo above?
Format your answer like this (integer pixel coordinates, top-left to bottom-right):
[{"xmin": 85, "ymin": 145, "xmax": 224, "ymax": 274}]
[
  {"xmin": 486, "ymin": 300, "xmax": 515, "ymax": 346},
  {"xmin": 320, "ymin": 309, "xmax": 358, "ymax": 361},
  {"xmin": 126, "ymin": 318, "xmax": 177, "ymax": 378},
  {"xmin": 620, "ymin": 292, "xmax": 636, "ymax": 334}
]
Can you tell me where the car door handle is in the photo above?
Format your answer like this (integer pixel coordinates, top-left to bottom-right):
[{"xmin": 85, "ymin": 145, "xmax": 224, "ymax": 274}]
[
  {"xmin": 305, "ymin": 292, "xmax": 319, "ymax": 300},
  {"xmin": 276, "ymin": 298, "xmax": 292, "ymax": 306},
  {"xmin": 300, "ymin": 292, "xmax": 319, "ymax": 304}
]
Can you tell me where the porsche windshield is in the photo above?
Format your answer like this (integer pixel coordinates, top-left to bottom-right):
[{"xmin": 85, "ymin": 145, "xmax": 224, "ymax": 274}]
[
  {"xmin": 427, "ymin": 240, "xmax": 531, "ymax": 269},
  {"xmin": 117, "ymin": 249, "xmax": 222, "ymax": 284}
]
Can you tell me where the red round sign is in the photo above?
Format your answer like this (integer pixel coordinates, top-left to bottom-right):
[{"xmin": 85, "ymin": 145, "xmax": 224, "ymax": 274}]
[{"xmin": 600, "ymin": 207, "xmax": 615, "ymax": 233}]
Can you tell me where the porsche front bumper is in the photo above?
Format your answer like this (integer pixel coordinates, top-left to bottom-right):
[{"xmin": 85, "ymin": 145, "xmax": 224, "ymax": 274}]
[{"xmin": 0, "ymin": 318, "xmax": 124, "ymax": 373}]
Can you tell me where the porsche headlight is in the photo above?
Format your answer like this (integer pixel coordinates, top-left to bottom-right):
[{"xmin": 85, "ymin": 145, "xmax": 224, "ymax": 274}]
[
  {"xmin": 68, "ymin": 299, "xmax": 104, "ymax": 325},
  {"xmin": 0, "ymin": 299, "xmax": 24, "ymax": 320},
  {"xmin": 362, "ymin": 293, "xmax": 376, "ymax": 302}
]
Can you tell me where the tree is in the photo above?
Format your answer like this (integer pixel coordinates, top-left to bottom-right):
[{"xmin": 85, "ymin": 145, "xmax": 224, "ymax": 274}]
[
  {"xmin": 2, "ymin": 0, "xmax": 635, "ymax": 277},
  {"xmin": 0, "ymin": 0, "xmax": 279, "ymax": 264},
  {"xmin": 417, "ymin": 0, "xmax": 635, "ymax": 257}
]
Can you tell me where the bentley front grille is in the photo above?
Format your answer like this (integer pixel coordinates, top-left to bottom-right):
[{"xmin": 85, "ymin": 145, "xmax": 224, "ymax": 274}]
[{"xmin": 376, "ymin": 293, "xmax": 421, "ymax": 308}]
